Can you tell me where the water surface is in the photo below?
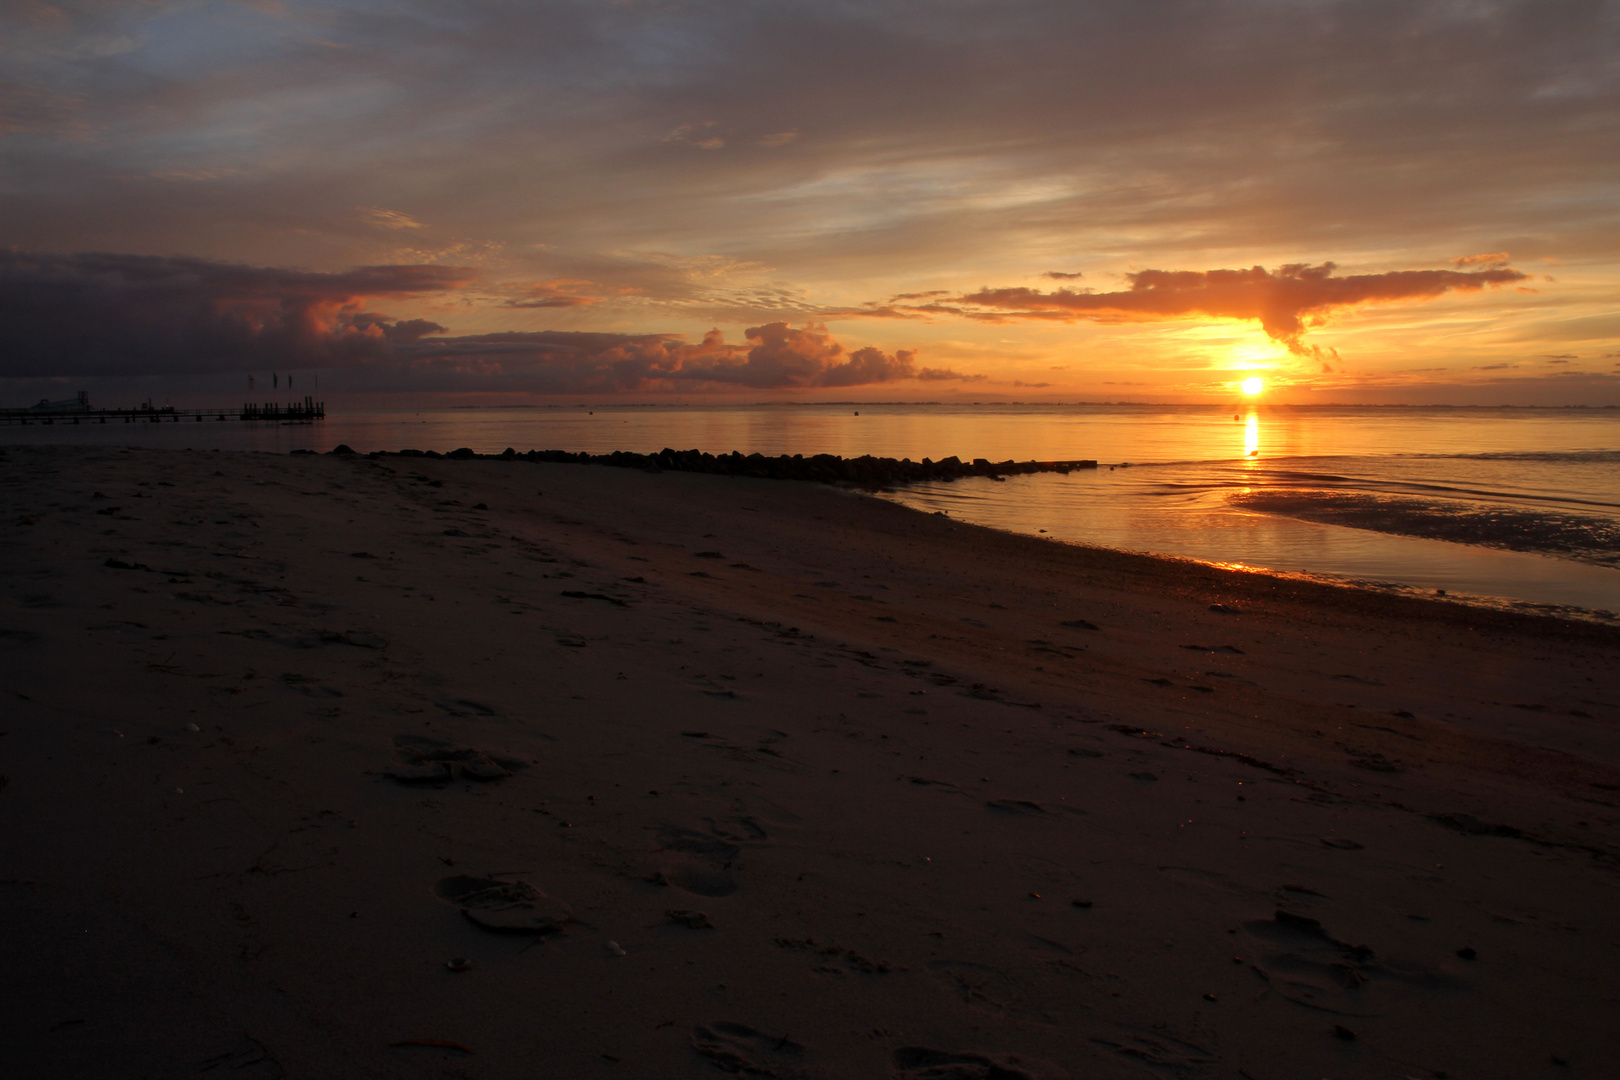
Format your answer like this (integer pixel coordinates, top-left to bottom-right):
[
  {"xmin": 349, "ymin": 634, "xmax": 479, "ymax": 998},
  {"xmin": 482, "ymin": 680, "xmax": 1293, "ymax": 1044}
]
[{"xmin": 9, "ymin": 402, "xmax": 1618, "ymax": 616}]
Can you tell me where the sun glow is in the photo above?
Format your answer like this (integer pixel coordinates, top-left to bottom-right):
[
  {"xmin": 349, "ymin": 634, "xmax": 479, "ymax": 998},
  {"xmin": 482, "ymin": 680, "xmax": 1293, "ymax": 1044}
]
[{"xmin": 1240, "ymin": 376, "xmax": 1264, "ymax": 396}]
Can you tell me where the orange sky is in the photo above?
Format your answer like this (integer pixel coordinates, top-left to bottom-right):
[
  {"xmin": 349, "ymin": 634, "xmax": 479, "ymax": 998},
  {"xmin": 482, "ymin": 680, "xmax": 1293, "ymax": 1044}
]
[{"xmin": 2, "ymin": 1, "xmax": 1617, "ymax": 405}]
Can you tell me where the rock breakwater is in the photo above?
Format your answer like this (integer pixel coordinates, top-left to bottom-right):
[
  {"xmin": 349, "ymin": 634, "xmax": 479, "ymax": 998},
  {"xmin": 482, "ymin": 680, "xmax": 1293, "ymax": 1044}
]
[{"xmin": 341, "ymin": 445, "xmax": 1097, "ymax": 488}]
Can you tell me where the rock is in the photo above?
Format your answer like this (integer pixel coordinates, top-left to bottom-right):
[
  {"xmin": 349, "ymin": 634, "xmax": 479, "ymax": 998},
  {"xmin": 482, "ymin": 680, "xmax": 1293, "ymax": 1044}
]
[{"xmin": 386, "ymin": 446, "xmax": 1098, "ymax": 489}]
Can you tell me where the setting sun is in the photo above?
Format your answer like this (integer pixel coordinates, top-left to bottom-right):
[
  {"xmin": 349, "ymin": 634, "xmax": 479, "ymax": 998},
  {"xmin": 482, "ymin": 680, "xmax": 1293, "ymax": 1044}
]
[{"xmin": 1240, "ymin": 377, "xmax": 1264, "ymax": 396}]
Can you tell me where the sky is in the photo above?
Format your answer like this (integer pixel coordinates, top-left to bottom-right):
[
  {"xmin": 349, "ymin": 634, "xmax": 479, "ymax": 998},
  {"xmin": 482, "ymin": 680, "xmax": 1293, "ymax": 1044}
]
[{"xmin": 2, "ymin": 0, "xmax": 1618, "ymax": 405}]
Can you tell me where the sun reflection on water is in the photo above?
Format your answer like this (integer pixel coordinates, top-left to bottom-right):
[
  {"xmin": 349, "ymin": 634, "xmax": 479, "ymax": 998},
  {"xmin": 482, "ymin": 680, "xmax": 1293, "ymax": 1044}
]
[{"xmin": 1243, "ymin": 411, "xmax": 1259, "ymax": 459}]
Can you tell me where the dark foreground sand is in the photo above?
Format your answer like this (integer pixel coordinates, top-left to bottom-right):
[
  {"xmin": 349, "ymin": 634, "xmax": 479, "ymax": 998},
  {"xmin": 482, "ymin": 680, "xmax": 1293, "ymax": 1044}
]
[{"xmin": 3, "ymin": 444, "xmax": 1618, "ymax": 1079}]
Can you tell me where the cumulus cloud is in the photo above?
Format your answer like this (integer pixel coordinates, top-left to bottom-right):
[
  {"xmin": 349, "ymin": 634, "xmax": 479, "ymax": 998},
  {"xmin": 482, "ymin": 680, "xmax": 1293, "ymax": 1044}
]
[
  {"xmin": 403, "ymin": 322, "xmax": 973, "ymax": 392},
  {"xmin": 939, "ymin": 262, "xmax": 1528, "ymax": 354},
  {"xmin": 0, "ymin": 251, "xmax": 470, "ymax": 377},
  {"xmin": 0, "ymin": 253, "xmax": 969, "ymax": 392}
]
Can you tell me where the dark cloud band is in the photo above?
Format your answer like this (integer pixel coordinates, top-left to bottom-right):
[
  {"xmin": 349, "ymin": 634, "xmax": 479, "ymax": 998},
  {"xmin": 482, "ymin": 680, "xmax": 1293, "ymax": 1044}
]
[
  {"xmin": 0, "ymin": 252, "xmax": 964, "ymax": 391},
  {"xmin": 0, "ymin": 252, "xmax": 470, "ymax": 377}
]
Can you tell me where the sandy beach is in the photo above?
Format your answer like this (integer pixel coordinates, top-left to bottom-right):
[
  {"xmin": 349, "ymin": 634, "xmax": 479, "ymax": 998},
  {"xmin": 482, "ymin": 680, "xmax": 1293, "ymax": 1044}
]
[{"xmin": 4, "ymin": 442, "xmax": 1618, "ymax": 1079}]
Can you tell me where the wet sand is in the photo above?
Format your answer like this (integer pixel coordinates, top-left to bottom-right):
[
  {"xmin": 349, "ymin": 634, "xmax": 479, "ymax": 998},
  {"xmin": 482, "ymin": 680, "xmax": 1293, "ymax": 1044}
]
[{"xmin": 3, "ymin": 444, "xmax": 1618, "ymax": 1079}]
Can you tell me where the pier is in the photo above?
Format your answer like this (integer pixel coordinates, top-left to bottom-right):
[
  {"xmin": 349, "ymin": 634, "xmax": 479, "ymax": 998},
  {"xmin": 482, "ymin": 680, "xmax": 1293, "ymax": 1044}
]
[{"xmin": 0, "ymin": 396, "xmax": 325, "ymax": 425}]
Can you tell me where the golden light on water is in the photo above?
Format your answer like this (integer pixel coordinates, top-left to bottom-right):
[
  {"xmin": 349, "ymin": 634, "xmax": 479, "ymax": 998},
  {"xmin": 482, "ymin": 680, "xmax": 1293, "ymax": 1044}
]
[
  {"xmin": 1240, "ymin": 376, "xmax": 1264, "ymax": 396},
  {"xmin": 1244, "ymin": 411, "xmax": 1259, "ymax": 457}
]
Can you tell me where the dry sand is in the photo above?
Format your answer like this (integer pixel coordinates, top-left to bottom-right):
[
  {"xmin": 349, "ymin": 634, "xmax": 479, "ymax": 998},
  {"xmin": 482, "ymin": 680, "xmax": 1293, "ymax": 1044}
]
[{"xmin": 3, "ymin": 444, "xmax": 1618, "ymax": 1079}]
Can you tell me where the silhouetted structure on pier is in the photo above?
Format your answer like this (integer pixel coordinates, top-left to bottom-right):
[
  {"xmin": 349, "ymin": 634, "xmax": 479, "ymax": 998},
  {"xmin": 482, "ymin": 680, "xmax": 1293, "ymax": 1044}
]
[{"xmin": 0, "ymin": 394, "xmax": 325, "ymax": 425}]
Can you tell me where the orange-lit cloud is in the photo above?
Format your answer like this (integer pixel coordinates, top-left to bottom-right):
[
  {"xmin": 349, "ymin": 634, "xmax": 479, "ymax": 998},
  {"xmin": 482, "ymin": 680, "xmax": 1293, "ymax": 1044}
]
[{"xmin": 939, "ymin": 262, "xmax": 1527, "ymax": 354}]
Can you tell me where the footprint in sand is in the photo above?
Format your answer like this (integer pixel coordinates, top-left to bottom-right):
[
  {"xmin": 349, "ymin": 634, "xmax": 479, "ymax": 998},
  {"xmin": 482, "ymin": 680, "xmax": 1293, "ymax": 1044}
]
[
  {"xmin": 691, "ymin": 1022, "xmax": 805, "ymax": 1076},
  {"xmin": 985, "ymin": 799, "xmax": 1047, "ymax": 816},
  {"xmin": 893, "ymin": 1046, "xmax": 1066, "ymax": 1080},
  {"xmin": 385, "ymin": 735, "xmax": 526, "ymax": 783},
  {"xmin": 1243, "ymin": 909, "xmax": 1455, "ymax": 1015},
  {"xmin": 653, "ymin": 824, "xmax": 759, "ymax": 896},
  {"xmin": 926, "ymin": 961, "xmax": 1052, "ymax": 1024},
  {"xmin": 657, "ymin": 865, "xmax": 737, "ymax": 898},
  {"xmin": 775, "ymin": 936, "xmax": 892, "ymax": 976},
  {"xmin": 433, "ymin": 875, "xmax": 571, "ymax": 933},
  {"xmin": 385, "ymin": 761, "xmax": 453, "ymax": 783},
  {"xmin": 657, "ymin": 826, "xmax": 741, "ymax": 861},
  {"xmin": 1088, "ymin": 1027, "xmax": 1215, "ymax": 1072},
  {"xmin": 197, "ymin": 1035, "xmax": 282, "ymax": 1076}
]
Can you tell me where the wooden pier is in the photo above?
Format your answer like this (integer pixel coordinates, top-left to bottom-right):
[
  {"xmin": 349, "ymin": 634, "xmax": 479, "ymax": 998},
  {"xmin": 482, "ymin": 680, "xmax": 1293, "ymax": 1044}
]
[{"xmin": 0, "ymin": 397, "xmax": 325, "ymax": 426}]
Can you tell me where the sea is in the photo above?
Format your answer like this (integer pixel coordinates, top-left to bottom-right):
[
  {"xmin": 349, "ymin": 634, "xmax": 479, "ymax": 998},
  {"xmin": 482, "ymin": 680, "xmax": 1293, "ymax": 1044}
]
[{"xmin": 8, "ymin": 402, "xmax": 1619, "ymax": 620}]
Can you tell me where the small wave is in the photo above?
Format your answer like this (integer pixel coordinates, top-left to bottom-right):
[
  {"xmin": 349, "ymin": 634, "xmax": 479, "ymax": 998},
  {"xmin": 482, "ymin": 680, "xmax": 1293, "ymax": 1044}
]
[
  {"xmin": 1230, "ymin": 489, "xmax": 1620, "ymax": 567},
  {"xmin": 1411, "ymin": 449, "xmax": 1620, "ymax": 464},
  {"xmin": 1174, "ymin": 462, "xmax": 1620, "ymax": 511}
]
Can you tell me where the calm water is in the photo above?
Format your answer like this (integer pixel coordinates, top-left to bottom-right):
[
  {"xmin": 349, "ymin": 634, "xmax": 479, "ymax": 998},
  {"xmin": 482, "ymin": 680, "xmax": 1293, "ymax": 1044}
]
[{"xmin": 8, "ymin": 403, "xmax": 1619, "ymax": 617}]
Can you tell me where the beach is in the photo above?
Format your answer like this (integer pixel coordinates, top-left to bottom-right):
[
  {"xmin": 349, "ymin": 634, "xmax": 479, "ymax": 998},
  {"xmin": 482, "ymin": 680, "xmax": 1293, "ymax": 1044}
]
[{"xmin": 4, "ymin": 442, "xmax": 1619, "ymax": 1078}]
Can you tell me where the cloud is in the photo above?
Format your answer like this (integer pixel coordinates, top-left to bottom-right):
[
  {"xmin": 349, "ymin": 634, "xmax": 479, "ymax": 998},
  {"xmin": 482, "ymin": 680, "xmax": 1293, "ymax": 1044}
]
[
  {"xmin": 360, "ymin": 206, "xmax": 426, "ymax": 231},
  {"xmin": 1452, "ymin": 252, "xmax": 1511, "ymax": 268},
  {"xmin": 5, "ymin": 0, "xmax": 1617, "ymax": 325},
  {"xmin": 1541, "ymin": 353, "xmax": 1578, "ymax": 360},
  {"xmin": 1042, "ymin": 271, "xmax": 1084, "ymax": 280},
  {"xmin": 945, "ymin": 262, "xmax": 1528, "ymax": 354},
  {"xmin": 0, "ymin": 253, "xmax": 970, "ymax": 392},
  {"xmin": 597, "ymin": 322, "xmax": 971, "ymax": 389},
  {"xmin": 0, "ymin": 251, "xmax": 471, "ymax": 377},
  {"xmin": 498, "ymin": 279, "xmax": 602, "ymax": 309},
  {"xmin": 374, "ymin": 322, "xmax": 976, "ymax": 393},
  {"xmin": 664, "ymin": 122, "xmax": 726, "ymax": 150}
]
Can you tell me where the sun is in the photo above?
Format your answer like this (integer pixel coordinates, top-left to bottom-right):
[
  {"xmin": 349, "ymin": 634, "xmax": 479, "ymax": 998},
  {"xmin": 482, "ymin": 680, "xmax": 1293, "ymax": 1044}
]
[{"xmin": 1240, "ymin": 376, "xmax": 1264, "ymax": 396}]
